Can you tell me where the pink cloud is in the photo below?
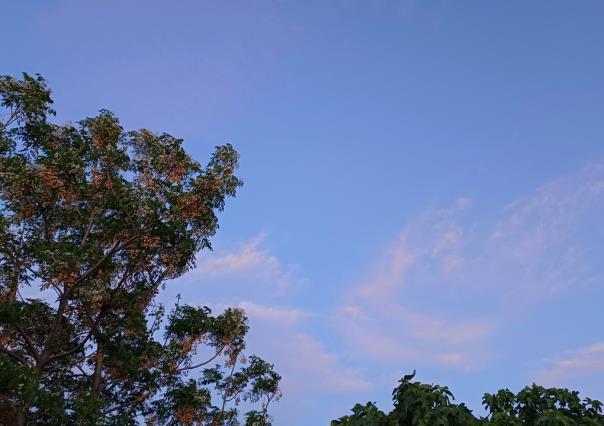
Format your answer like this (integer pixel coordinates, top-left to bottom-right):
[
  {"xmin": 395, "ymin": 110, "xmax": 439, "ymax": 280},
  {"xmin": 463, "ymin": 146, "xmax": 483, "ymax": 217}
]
[
  {"xmin": 535, "ymin": 343, "xmax": 604, "ymax": 385},
  {"xmin": 334, "ymin": 162, "xmax": 604, "ymax": 371},
  {"xmin": 333, "ymin": 196, "xmax": 492, "ymax": 368},
  {"xmin": 243, "ymin": 308, "xmax": 372, "ymax": 394},
  {"xmin": 280, "ymin": 333, "xmax": 372, "ymax": 393},
  {"xmin": 191, "ymin": 233, "xmax": 302, "ymax": 292}
]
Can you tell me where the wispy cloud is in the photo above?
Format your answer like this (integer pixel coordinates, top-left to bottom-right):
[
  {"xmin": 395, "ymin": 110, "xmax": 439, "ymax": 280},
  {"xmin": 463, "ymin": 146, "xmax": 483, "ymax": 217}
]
[
  {"xmin": 178, "ymin": 232, "xmax": 369, "ymax": 396},
  {"xmin": 336, "ymin": 162, "xmax": 604, "ymax": 371},
  {"xmin": 279, "ymin": 333, "xmax": 372, "ymax": 393},
  {"xmin": 336, "ymin": 301, "xmax": 492, "ymax": 370},
  {"xmin": 336, "ymin": 196, "xmax": 492, "ymax": 370},
  {"xmin": 239, "ymin": 302, "xmax": 371, "ymax": 394},
  {"xmin": 484, "ymin": 162, "xmax": 604, "ymax": 299},
  {"xmin": 535, "ymin": 343, "xmax": 604, "ymax": 385}
]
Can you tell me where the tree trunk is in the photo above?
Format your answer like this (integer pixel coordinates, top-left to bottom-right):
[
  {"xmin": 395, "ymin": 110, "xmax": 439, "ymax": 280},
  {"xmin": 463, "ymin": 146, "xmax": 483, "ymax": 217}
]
[
  {"xmin": 93, "ymin": 343, "xmax": 104, "ymax": 394},
  {"xmin": 15, "ymin": 407, "xmax": 27, "ymax": 426}
]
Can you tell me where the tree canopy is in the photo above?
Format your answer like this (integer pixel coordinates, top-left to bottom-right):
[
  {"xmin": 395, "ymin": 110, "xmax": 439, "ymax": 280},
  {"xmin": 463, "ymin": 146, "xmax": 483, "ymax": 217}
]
[
  {"xmin": 332, "ymin": 371, "xmax": 604, "ymax": 425},
  {"xmin": 0, "ymin": 73, "xmax": 280, "ymax": 425}
]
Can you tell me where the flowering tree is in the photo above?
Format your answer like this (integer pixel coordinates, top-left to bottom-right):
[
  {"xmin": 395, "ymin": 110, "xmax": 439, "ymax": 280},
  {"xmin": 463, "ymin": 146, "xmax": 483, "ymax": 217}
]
[{"xmin": 0, "ymin": 73, "xmax": 280, "ymax": 425}]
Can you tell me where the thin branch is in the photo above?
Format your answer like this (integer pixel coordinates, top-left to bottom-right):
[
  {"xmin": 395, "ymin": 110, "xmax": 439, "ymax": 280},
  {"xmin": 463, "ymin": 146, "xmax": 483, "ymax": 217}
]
[
  {"xmin": 175, "ymin": 346, "xmax": 225, "ymax": 373},
  {"xmin": 40, "ymin": 236, "xmax": 137, "ymax": 364},
  {"xmin": 39, "ymin": 206, "xmax": 52, "ymax": 243},
  {"xmin": 14, "ymin": 323, "xmax": 40, "ymax": 363},
  {"xmin": 44, "ymin": 328, "xmax": 95, "ymax": 365},
  {"xmin": 263, "ymin": 391, "xmax": 276, "ymax": 420},
  {"xmin": 2, "ymin": 107, "xmax": 19, "ymax": 129},
  {"xmin": 73, "ymin": 237, "xmax": 137, "ymax": 287},
  {"xmin": 0, "ymin": 345, "xmax": 29, "ymax": 365},
  {"xmin": 73, "ymin": 363, "xmax": 88, "ymax": 377},
  {"xmin": 80, "ymin": 208, "xmax": 97, "ymax": 247},
  {"xmin": 44, "ymin": 299, "xmax": 109, "ymax": 367},
  {"xmin": 225, "ymin": 387, "xmax": 244, "ymax": 403},
  {"xmin": 219, "ymin": 356, "xmax": 238, "ymax": 420}
]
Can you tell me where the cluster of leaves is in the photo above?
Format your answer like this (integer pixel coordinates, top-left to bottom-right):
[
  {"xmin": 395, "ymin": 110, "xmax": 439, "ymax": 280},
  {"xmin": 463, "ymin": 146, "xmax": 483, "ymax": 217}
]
[
  {"xmin": 0, "ymin": 73, "xmax": 280, "ymax": 425},
  {"xmin": 332, "ymin": 371, "xmax": 604, "ymax": 425},
  {"xmin": 483, "ymin": 386, "xmax": 603, "ymax": 426}
]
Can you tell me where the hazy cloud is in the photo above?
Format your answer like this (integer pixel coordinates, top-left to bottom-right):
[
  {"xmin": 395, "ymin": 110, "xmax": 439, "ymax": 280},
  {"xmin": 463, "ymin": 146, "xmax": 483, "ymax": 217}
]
[
  {"xmin": 279, "ymin": 333, "xmax": 372, "ymax": 393},
  {"xmin": 535, "ymin": 343, "xmax": 604, "ymax": 385},
  {"xmin": 336, "ymin": 162, "xmax": 604, "ymax": 371}
]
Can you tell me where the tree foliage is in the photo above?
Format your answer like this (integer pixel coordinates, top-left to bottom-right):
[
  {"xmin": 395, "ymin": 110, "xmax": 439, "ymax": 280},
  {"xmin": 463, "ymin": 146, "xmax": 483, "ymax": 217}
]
[
  {"xmin": 0, "ymin": 73, "xmax": 280, "ymax": 425},
  {"xmin": 332, "ymin": 371, "xmax": 604, "ymax": 425}
]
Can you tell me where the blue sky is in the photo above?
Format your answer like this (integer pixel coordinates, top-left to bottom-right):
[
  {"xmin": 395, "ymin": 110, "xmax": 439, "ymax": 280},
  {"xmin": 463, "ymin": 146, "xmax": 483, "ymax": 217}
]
[{"xmin": 4, "ymin": 1, "xmax": 604, "ymax": 423}]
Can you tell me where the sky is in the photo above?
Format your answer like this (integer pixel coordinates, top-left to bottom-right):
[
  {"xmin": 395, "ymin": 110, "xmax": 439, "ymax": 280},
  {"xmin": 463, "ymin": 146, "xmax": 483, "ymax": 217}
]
[{"xmin": 4, "ymin": 1, "xmax": 604, "ymax": 423}]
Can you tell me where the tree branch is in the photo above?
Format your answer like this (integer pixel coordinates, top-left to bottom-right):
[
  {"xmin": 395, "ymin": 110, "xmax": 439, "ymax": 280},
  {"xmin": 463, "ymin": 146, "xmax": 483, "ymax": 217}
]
[
  {"xmin": 73, "ymin": 237, "xmax": 137, "ymax": 288},
  {"xmin": 92, "ymin": 342, "xmax": 104, "ymax": 394},
  {"xmin": 220, "ymin": 356, "xmax": 238, "ymax": 420},
  {"xmin": 44, "ymin": 328, "xmax": 95, "ymax": 365},
  {"xmin": 14, "ymin": 323, "xmax": 40, "ymax": 364},
  {"xmin": 79, "ymin": 208, "xmax": 97, "ymax": 247},
  {"xmin": 0, "ymin": 345, "xmax": 29, "ymax": 365},
  {"xmin": 40, "ymin": 236, "xmax": 137, "ymax": 364},
  {"xmin": 175, "ymin": 346, "xmax": 225, "ymax": 373}
]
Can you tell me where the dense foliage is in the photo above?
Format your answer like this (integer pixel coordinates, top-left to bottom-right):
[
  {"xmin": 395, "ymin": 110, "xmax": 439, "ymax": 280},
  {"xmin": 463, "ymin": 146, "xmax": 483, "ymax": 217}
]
[
  {"xmin": 332, "ymin": 371, "xmax": 604, "ymax": 425},
  {"xmin": 0, "ymin": 73, "xmax": 280, "ymax": 425}
]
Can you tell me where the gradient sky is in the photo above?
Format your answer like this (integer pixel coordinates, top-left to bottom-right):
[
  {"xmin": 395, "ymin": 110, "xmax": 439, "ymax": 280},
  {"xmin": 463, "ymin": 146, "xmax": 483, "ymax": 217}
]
[{"xmin": 4, "ymin": 1, "xmax": 604, "ymax": 424}]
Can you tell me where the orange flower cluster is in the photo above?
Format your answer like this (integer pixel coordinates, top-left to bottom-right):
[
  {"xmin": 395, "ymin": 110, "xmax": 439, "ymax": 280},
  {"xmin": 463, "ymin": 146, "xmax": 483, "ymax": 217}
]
[
  {"xmin": 39, "ymin": 165, "xmax": 76, "ymax": 204},
  {"xmin": 175, "ymin": 406, "xmax": 196, "ymax": 424},
  {"xmin": 90, "ymin": 167, "xmax": 113, "ymax": 191},
  {"xmin": 44, "ymin": 270, "xmax": 78, "ymax": 289},
  {"xmin": 165, "ymin": 158, "xmax": 186, "ymax": 184},
  {"xmin": 176, "ymin": 193, "xmax": 205, "ymax": 221},
  {"xmin": 141, "ymin": 235, "xmax": 160, "ymax": 249}
]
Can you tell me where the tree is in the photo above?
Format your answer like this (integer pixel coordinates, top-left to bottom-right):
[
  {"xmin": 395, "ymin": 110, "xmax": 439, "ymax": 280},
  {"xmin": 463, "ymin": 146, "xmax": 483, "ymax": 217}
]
[
  {"xmin": 0, "ymin": 73, "xmax": 280, "ymax": 425},
  {"xmin": 483, "ymin": 385, "xmax": 604, "ymax": 425},
  {"xmin": 332, "ymin": 371, "xmax": 604, "ymax": 425}
]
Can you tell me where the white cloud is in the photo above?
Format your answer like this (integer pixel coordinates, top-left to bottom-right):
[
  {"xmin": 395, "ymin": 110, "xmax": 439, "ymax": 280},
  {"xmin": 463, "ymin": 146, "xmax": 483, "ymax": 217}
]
[
  {"xmin": 191, "ymin": 233, "xmax": 301, "ymax": 293},
  {"xmin": 238, "ymin": 301, "xmax": 312, "ymax": 324},
  {"xmin": 196, "ymin": 233, "xmax": 278, "ymax": 275},
  {"xmin": 179, "ymin": 234, "xmax": 370, "ymax": 395}
]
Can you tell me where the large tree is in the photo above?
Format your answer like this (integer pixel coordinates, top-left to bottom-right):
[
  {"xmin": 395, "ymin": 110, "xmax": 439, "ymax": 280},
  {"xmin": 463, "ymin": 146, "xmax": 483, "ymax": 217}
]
[
  {"xmin": 332, "ymin": 371, "xmax": 604, "ymax": 425},
  {"xmin": 0, "ymin": 73, "xmax": 280, "ymax": 425}
]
